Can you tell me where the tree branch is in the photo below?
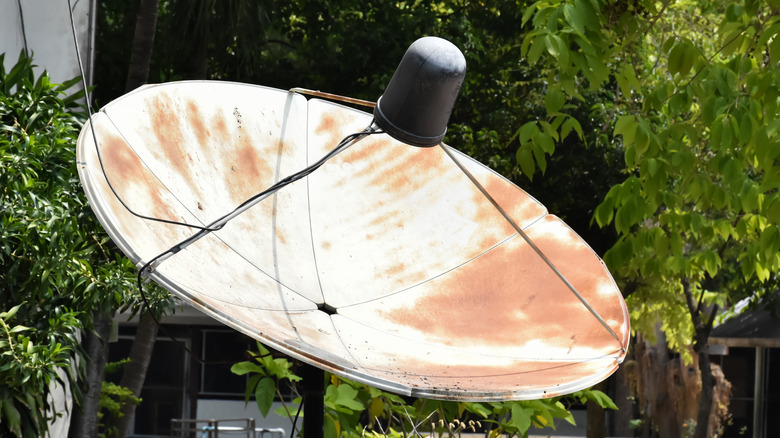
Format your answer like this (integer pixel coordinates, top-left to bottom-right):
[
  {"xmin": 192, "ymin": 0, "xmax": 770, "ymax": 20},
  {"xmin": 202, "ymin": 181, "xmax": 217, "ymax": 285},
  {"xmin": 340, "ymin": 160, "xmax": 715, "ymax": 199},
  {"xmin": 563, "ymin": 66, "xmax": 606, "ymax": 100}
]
[{"xmin": 682, "ymin": 277, "xmax": 698, "ymax": 321}]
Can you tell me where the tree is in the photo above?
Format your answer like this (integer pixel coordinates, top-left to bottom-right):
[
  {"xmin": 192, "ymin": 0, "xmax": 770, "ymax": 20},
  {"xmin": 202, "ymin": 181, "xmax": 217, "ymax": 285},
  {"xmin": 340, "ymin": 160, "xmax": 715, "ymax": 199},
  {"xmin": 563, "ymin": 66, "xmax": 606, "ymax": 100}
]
[
  {"xmin": 125, "ymin": 0, "xmax": 159, "ymax": 91},
  {"xmin": 521, "ymin": 0, "xmax": 780, "ymax": 436},
  {"xmin": 0, "ymin": 52, "xmax": 137, "ymax": 437}
]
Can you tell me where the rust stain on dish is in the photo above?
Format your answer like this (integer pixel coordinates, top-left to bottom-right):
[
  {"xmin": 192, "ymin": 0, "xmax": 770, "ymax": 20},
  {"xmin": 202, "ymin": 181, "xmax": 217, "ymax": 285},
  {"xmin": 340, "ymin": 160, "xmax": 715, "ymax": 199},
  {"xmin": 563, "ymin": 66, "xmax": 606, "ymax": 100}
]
[
  {"xmin": 386, "ymin": 150, "xmax": 438, "ymax": 193},
  {"xmin": 213, "ymin": 115, "xmax": 229, "ymax": 143},
  {"xmin": 149, "ymin": 93, "xmax": 194, "ymax": 184},
  {"xmin": 315, "ymin": 110, "xmax": 355, "ymax": 156},
  {"xmin": 228, "ymin": 133, "xmax": 273, "ymax": 203},
  {"xmin": 343, "ymin": 137, "xmax": 393, "ymax": 173},
  {"xmin": 386, "ymin": 219, "xmax": 624, "ymax": 351},
  {"xmin": 316, "ymin": 112, "xmax": 337, "ymax": 136},
  {"xmin": 275, "ymin": 225, "xmax": 287, "ymax": 244},
  {"xmin": 187, "ymin": 100, "xmax": 210, "ymax": 146},
  {"xmin": 473, "ymin": 175, "xmax": 545, "ymax": 238},
  {"xmin": 101, "ymin": 131, "xmax": 178, "ymax": 223},
  {"xmin": 382, "ymin": 263, "xmax": 406, "ymax": 277}
]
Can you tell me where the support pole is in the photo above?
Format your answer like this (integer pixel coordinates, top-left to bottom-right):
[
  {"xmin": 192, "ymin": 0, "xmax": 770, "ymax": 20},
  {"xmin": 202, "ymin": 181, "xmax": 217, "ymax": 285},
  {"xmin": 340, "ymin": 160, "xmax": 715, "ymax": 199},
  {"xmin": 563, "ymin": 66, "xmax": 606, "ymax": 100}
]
[
  {"xmin": 300, "ymin": 363, "xmax": 325, "ymax": 438},
  {"xmin": 753, "ymin": 347, "xmax": 765, "ymax": 438}
]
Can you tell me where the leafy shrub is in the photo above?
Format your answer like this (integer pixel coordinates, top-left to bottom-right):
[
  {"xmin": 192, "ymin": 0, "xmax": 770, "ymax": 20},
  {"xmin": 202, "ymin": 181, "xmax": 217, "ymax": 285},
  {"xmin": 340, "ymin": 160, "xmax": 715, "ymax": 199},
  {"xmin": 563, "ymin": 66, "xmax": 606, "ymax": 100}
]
[
  {"xmin": 233, "ymin": 342, "xmax": 617, "ymax": 438},
  {"xmin": 0, "ymin": 51, "xmax": 136, "ymax": 437}
]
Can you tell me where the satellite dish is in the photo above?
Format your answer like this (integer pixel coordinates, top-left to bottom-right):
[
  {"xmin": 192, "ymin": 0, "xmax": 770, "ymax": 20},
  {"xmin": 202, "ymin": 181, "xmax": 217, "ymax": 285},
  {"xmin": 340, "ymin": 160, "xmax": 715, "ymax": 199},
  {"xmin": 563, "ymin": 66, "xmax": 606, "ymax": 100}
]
[{"xmin": 77, "ymin": 57, "xmax": 628, "ymax": 403}]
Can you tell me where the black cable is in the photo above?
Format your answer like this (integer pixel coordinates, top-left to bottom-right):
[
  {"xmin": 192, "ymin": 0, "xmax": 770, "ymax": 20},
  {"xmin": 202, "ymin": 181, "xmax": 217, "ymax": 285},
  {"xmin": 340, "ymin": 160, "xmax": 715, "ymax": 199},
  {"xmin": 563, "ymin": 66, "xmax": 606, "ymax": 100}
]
[
  {"xmin": 16, "ymin": 0, "xmax": 29, "ymax": 58},
  {"xmin": 289, "ymin": 401, "xmax": 302, "ymax": 438}
]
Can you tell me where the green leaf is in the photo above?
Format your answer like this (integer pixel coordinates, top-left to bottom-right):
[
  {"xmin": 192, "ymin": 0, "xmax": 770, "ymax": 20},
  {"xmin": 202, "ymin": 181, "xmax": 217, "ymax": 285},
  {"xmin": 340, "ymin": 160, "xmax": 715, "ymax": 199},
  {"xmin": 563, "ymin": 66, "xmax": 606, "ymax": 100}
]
[
  {"xmin": 535, "ymin": 132, "xmax": 555, "ymax": 155},
  {"xmin": 615, "ymin": 115, "xmax": 637, "ymax": 143},
  {"xmin": 532, "ymin": 142, "xmax": 548, "ymax": 174},
  {"xmin": 255, "ymin": 377, "xmax": 276, "ymax": 416},
  {"xmin": 463, "ymin": 401, "xmax": 492, "ymax": 418},
  {"xmin": 616, "ymin": 71, "xmax": 631, "ymax": 100},
  {"xmin": 765, "ymin": 196, "xmax": 780, "ymax": 223},
  {"xmin": 545, "ymin": 86, "xmax": 566, "ymax": 114},
  {"xmin": 245, "ymin": 374, "xmax": 261, "ymax": 404},
  {"xmin": 544, "ymin": 34, "xmax": 569, "ymax": 67},
  {"xmin": 368, "ymin": 396, "xmax": 384, "ymax": 420},
  {"xmin": 333, "ymin": 384, "xmax": 364, "ymax": 411},
  {"xmin": 0, "ymin": 303, "xmax": 23, "ymax": 320},
  {"xmin": 760, "ymin": 225, "xmax": 780, "ymax": 261},
  {"xmin": 623, "ymin": 63, "xmax": 641, "ymax": 92},
  {"xmin": 667, "ymin": 42, "xmax": 685, "ymax": 76},
  {"xmin": 528, "ymin": 34, "xmax": 547, "ymax": 64},
  {"xmin": 756, "ymin": 261, "xmax": 770, "ymax": 282},
  {"xmin": 561, "ymin": 117, "xmax": 584, "ymax": 141},
  {"xmin": 681, "ymin": 43, "xmax": 698, "ymax": 77},
  {"xmin": 770, "ymin": 34, "xmax": 780, "ymax": 64},
  {"xmin": 2, "ymin": 397, "xmax": 22, "ymax": 436},
  {"xmin": 324, "ymin": 412, "xmax": 339, "ymax": 438},
  {"xmin": 518, "ymin": 121, "xmax": 540, "ymax": 145},
  {"xmin": 624, "ymin": 143, "xmax": 637, "ymax": 168},
  {"xmin": 584, "ymin": 389, "xmax": 619, "ymax": 410},
  {"xmin": 593, "ymin": 199, "xmax": 614, "ymax": 228},
  {"xmin": 646, "ymin": 158, "xmax": 659, "ymax": 177},
  {"xmin": 615, "ymin": 204, "xmax": 633, "ymax": 234},
  {"xmin": 510, "ymin": 403, "xmax": 533, "ymax": 433},
  {"xmin": 563, "ymin": 3, "xmax": 585, "ymax": 35},
  {"xmin": 521, "ymin": 4, "xmax": 537, "ymax": 27},
  {"xmin": 230, "ymin": 361, "xmax": 265, "ymax": 376},
  {"xmin": 516, "ymin": 146, "xmax": 536, "ymax": 180},
  {"xmin": 574, "ymin": 0, "xmax": 599, "ymax": 31}
]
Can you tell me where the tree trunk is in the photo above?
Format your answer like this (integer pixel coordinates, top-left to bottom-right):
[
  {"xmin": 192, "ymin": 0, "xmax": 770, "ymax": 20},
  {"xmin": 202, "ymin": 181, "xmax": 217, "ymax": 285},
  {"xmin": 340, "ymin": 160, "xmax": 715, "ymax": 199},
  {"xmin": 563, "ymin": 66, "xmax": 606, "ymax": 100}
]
[
  {"xmin": 682, "ymin": 277, "xmax": 721, "ymax": 438},
  {"xmin": 69, "ymin": 310, "xmax": 113, "ymax": 438},
  {"xmin": 693, "ymin": 347, "xmax": 714, "ymax": 438},
  {"xmin": 114, "ymin": 311, "xmax": 159, "ymax": 438},
  {"xmin": 188, "ymin": 32, "xmax": 208, "ymax": 80},
  {"xmin": 611, "ymin": 358, "xmax": 635, "ymax": 437},
  {"xmin": 125, "ymin": 0, "xmax": 159, "ymax": 92},
  {"xmin": 631, "ymin": 331, "xmax": 700, "ymax": 437}
]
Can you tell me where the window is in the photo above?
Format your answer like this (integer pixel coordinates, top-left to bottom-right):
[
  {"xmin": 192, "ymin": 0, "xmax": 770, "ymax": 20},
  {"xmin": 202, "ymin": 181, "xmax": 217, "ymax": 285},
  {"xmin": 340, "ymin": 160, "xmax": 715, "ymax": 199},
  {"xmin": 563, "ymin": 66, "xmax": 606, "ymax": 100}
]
[
  {"xmin": 199, "ymin": 329, "xmax": 295, "ymax": 401},
  {"xmin": 200, "ymin": 329, "xmax": 254, "ymax": 396},
  {"xmin": 108, "ymin": 334, "xmax": 188, "ymax": 436}
]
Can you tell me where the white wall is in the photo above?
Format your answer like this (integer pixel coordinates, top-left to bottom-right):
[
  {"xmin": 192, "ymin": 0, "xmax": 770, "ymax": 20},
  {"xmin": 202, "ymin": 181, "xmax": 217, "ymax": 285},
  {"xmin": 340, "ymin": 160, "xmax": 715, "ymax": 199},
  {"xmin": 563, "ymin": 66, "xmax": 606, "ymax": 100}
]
[
  {"xmin": 0, "ymin": 0, "xmax": 95, "ymax": 88},
  {"xmin": 196, "ymin": 400, "xmax": 295, "ymax": 436}
]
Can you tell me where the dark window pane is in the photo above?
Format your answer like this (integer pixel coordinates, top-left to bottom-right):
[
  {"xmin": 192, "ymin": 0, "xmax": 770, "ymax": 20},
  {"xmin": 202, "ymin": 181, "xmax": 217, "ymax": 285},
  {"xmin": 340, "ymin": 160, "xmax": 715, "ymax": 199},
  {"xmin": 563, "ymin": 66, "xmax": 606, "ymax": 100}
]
[{"xmin": 200, "ymin": 330, "xmax": 252, "ymax": 395}]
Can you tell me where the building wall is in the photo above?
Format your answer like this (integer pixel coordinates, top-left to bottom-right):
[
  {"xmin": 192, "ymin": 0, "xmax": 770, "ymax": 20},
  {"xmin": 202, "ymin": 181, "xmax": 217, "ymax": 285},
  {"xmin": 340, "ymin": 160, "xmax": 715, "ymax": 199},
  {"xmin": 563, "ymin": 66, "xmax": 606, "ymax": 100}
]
[
  {"xmin": 195, "ymin": 400, "xmax": 293, "ymax": 436},
  {"xmin": 0, "ymin": 0, "xmax": 95, "ymax": 88}
]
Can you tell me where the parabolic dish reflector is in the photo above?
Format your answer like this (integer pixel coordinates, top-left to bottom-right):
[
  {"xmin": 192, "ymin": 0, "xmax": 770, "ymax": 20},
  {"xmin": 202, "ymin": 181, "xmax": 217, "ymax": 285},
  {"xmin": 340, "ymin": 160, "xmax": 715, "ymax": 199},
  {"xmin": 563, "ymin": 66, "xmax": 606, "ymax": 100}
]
[{"xmin": 76, "ymin": 80, "xmax": 629, "ymax": 401}]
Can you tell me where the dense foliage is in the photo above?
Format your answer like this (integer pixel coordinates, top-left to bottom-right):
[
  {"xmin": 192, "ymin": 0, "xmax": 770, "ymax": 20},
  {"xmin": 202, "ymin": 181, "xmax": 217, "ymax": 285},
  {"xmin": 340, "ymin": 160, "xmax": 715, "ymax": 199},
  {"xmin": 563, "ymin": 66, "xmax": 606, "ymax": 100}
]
[
  {"xmin": 521, "ymin": 0, "xmax": 780, "ymax": 435},
  {"xmin": 0, "ymin": 53, "xmax": 140, "ymax": 437}
]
